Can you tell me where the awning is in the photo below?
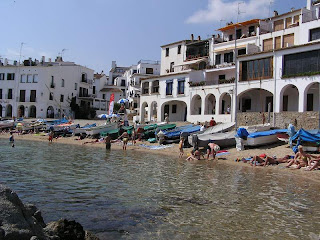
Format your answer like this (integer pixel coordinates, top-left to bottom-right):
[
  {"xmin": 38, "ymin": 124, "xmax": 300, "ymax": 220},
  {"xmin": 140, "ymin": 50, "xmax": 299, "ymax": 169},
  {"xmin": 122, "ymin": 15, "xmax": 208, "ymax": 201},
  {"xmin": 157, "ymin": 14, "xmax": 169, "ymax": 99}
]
[
  {"xmin": 174, "ymin": 58, "xmax": 208, "ymax": 67},
  {"xmin": 214, "ymin": 45, "xmax": 247, "ymax": 53}
]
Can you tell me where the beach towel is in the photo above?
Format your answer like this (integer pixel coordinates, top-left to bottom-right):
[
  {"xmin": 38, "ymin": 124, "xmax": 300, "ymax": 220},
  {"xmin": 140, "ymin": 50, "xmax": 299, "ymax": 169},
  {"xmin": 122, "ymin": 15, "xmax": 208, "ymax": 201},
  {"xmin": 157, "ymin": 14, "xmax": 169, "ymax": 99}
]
[{"xmin": 139, "ymin": 144, "xmax": 174, "ymax": 150}]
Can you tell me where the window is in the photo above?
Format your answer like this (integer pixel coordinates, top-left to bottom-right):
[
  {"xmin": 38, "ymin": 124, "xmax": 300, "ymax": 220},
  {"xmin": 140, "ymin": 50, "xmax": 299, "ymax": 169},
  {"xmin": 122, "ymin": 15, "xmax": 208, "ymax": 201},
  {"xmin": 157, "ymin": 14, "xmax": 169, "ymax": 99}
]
[
  {"xmin": 283, "ymin": 34, "xmax": 294, "ymax": 48},
  {"xmin": 27, "ymin": 74, "xmax": 32, "ymax": 83},
  {"xmin": 240, "ymin": 57, "xmax": 273, "ymax": 81},
  {"xmin": 178, "ymin": 45, "xmax": 181, "ymax": 54},
  {"xmin": 242, "ymin": 99, "xmax": 252, "ymax": 112},
  {"xmin": 142, "ymin": 82, "xmax": 149, "ymax": 94},
  {"xmin": 219, "ymin": 75, "xmax": 226, "ymax": 80},
  {"xmin": 21, "ymin": 75, "xmax": 26, "ymax": 83},
  {"xmin": 310, "ymin": 27, "xmax": 320, "ymax": 41},
  {"xmin": 236, "ymin": 29, "xmax": 242, "ymax": 39},
  {"xmin": 102, "ymin": 94, "xmax": 106, "ymax": 100},
  {"xmin": 275, "ymin": 37, "xmax": 281, "ymax": 50},
  {"xmin": 172, "ymin": 105, "xmax": 177, "ymax": 113},
  {"xmin": 249, "ymin": 26, "xmax": 255, "ymax": 36},
  {"xmin": 93, "ymin": 86, "xmax": 96, "ymax": 95},
  {"xmin": 49, "ymin": 92, "xmax": 53, "ymax": 101},
  {"xmin": 274, "ymin": 19, "xmax": 284, "ymax": 31},
  {"xmin": 170, "ymin": 62, "xmax": 175, "ymax": 72},
  {"xmin": 132, "ymin": 70, "xmax": 137, "ymax": 74},
  {"xmin": 7, "ymin": 89, "xmax": 12, "ymax": 99},
  {"xmin": 61, "ymin": 79, "xmax": 65, "ymax": 87},
  {"xmin": 263, "ymin": 38, "xmax": 273, "ymax": 51},
  {"xmin": 224, "ymin": 52, "xmax": 234, "ymax": 63},
  {"xmin": 33, "ymin": 74, "xmax": 38, "ymax": 83},
  {"xmin": 177, "ymin": 79, "xmax": 185, "ymax": 95},
  {"xmin": 50, "ymin": 76, "xmax": 55, "ymax": 88},
  {"xmin": 7, "ymin": 73, "xmax": 15, "ymax": 80},
  {"xmin": 30, "ymin": 90, "xmax": 36, "ymax": 102},
  {"xmin": 74, "ymin": 83, "xmax": 77, "ymax": 90},
  {"xmin": 0, "ymin": 89, "xmax": 2, "ymax": 99},
  {"xmin": 285, "ymin": 17, "xmax": 292, "ymax": 29},
  {"xmin": 215, "ymin": 54, "xmax": 221, "ymax": 65},
  {"xmin": 121, "ymin": 79, "xmax": 126, "ymax": 87},
  {"xmin": 146, "ymin": 68, "xmax": 154, "ymax": 74},
  {"xmin": 238, "ymin": 48, "xmax": 246, "ymax": 56},
  {"xmin": 283, "ymin": 49, "xmax": 320, "ymax": 77},
  {"xmin": 60, "ymin": 94, "xmax": 64, "ymax": 102},
  {"xmin": 166, "ymin": 81, "xmax": 173, "ymax": 95},
  {"xmin": 166, "ymin": 48, "xmax": 169, "ymax": 57},
  {"xmin": 19, "ymin": 90, "xmax": 25, "ymax": 102},
  {"xmin": 229, "ymin": 34, "xmax": 233, "ymax": 41},
  {"xmin": 0, "ymin": 73, "xmax": 4, "ymax": 80},
  {"xmin": 152, "ymin": 80, "xmax": 159, "ymax": 93}
]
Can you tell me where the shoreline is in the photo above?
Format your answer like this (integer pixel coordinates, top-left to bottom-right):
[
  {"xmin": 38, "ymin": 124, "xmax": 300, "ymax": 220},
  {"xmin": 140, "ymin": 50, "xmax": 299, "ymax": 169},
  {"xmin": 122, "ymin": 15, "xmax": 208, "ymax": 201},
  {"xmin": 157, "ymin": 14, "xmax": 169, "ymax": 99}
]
[{"xmin": 2, "ymin": 133, "xmax": 320, "ymax": 183}]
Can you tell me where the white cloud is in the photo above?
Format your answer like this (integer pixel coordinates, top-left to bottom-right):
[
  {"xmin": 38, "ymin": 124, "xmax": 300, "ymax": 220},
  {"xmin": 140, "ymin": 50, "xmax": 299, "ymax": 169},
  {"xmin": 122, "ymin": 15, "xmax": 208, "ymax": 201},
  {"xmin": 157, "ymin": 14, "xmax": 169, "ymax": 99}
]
[{"xmin": 186, "ymin": 0, "xmax": 272, "ymax": 24}]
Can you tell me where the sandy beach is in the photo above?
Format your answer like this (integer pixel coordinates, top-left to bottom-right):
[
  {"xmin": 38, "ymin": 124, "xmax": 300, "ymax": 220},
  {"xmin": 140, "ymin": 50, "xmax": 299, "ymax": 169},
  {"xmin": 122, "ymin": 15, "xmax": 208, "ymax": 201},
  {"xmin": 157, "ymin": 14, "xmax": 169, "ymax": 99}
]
[{"xmin": 2, "ymin": 131, "xmax": 320, "ymax": 184}]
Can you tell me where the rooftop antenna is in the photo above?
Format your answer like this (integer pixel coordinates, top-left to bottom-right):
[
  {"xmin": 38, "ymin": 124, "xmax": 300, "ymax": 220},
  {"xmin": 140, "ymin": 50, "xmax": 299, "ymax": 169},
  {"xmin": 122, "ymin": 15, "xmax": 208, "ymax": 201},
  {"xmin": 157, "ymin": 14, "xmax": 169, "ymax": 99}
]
[
  {"xmin": 269, "ymin": 0, "xmax": 274, "ymax": 18},
  {"xmin": 61, "ymin": 48, "xmax": 67, "ymax": 59},
  {"xmin": 19, "ymin": 42, "xmax": 25, "ymax": 64},
  {"xmin": 237, "ymin": 1, "xmax": 245, "ymax": 23}
]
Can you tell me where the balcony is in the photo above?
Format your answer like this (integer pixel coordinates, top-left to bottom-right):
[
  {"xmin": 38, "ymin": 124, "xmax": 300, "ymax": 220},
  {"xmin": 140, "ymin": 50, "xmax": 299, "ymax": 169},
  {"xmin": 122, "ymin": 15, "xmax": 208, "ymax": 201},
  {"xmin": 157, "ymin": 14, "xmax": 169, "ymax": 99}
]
[{"xmin": 302, "ymin": 10, "xmax": 319, "ymax": 23}]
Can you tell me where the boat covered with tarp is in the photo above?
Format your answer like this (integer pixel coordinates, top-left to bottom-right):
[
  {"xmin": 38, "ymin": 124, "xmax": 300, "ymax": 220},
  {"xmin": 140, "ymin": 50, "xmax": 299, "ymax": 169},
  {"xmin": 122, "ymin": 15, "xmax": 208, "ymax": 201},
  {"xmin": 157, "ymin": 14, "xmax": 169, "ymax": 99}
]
[
  {"xmin": 73, "ymin": 123, "xmax": 97, "ymax": 135},
  {"xmin": 290, "ymin": 128, "xmax": 320, "ymax": 152}
]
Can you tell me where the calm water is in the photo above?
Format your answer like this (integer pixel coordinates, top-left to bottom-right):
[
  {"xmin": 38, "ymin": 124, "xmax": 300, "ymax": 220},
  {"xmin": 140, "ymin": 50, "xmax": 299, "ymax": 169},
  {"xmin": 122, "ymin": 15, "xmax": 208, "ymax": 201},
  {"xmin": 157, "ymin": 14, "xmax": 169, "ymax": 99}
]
[{"xmin": 1, "ymin": 139, "xmax": 320, "ymax": 240}]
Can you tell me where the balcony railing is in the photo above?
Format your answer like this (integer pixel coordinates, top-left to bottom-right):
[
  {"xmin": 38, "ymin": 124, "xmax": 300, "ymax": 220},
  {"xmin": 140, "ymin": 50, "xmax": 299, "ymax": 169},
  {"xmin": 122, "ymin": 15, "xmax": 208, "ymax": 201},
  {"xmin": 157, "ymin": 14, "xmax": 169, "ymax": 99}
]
[
  {"xmin": 302, "ymin": 10, "xmax": 319, "ymax": 23},
  {"xmin": 138, "ymin": 60, "xmax": 160, "ymax": 65}
]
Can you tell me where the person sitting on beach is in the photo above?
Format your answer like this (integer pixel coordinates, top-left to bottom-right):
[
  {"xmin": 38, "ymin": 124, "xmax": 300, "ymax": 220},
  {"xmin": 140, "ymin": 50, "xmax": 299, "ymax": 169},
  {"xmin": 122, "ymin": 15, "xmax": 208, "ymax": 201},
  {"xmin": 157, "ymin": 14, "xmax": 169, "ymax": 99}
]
[
  {"xmin": 186, "ymin": 148, "xmax": 204, "ymax": 161},
  {"xmin": 207, "ymin": 141, "xmax": 220, "ymax": 160},
  {"xmin": 286, "ymin": 145, "xmax": 311, "ymax": 169},
  {"xmin": 251, "ymin": 154, "xmax": 291, "ymax": 167},
  {"xmin": 118, "ymin": 130, "xmax": 129, "ymax": 150},
  {"xmin": 104, "ymin": 134, "xmax": 112, "ymax": 150},
  {"xmin": 179, "ymin": 137, "xmax": 184, "ymax": 158}
]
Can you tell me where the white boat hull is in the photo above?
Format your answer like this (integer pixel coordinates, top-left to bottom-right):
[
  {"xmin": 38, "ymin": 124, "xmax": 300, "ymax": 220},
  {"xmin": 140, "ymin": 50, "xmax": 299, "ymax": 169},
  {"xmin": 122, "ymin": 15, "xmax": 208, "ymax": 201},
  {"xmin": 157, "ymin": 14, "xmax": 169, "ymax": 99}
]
[
  {"xmin": 85, "ymin": 123, "xmax": 117, "ymax": 135},
  {"xmin": 245, "ymin": 134, "xmax": 279, "ymax": 146}
]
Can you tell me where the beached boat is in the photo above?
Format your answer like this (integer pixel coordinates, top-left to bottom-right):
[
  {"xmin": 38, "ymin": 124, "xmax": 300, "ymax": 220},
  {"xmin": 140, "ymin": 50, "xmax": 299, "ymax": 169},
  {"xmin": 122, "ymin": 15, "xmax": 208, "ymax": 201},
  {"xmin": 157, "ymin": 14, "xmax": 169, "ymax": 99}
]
[
  {"xmin": 21, "ymin": 122, "xmax": 46, "ymax": 131},
  {"xmin": 290, "ymin": 129, "xmax": 320, "ymax": 152},
  {"xmin": 85, "ymin": 123, "xmax": 117, "ymax": 135},
  {"xmin": 100, "ymin": 126, "xmax": 134, "ymax": 139},
  {"xmin": 0, "ymin": 120, "xmax": 15, "ymax": 129},
  {"xmin": 164, "ymin": 125, "xmax": 201, "ymax": 143},
  {"xmin": 73, "ymin": 123, "xmax": 97, "ymax": 135},
  {"xmin": 244, "ymin": 129, "xmax": 288, "ymax": 146},
  {"xmin": 197, "ymin": 131, "xmax": 236, "ymax": 148}
]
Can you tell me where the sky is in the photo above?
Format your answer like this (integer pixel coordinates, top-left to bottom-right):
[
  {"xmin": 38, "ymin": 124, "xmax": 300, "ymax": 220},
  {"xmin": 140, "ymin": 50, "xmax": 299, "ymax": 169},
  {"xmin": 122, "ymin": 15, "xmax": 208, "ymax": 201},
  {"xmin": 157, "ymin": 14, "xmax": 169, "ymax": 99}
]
[{"xmin": 0, "ymin": 0, "xmax": 307, "ymax": 73}]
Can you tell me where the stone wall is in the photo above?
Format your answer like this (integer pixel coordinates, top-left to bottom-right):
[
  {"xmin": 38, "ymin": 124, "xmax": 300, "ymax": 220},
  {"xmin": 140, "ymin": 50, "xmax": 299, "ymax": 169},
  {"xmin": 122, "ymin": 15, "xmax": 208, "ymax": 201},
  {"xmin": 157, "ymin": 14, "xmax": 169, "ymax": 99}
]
[{"xmin": 237, "ymin": 111, "xmax": 320, "ymax": 129}]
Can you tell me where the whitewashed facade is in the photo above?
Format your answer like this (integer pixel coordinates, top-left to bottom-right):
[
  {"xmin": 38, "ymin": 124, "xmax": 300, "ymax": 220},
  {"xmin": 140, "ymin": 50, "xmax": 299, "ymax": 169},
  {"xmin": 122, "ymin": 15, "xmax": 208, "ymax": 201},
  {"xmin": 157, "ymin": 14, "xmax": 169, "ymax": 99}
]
[
  {"xmin": 0, "ymin": 57, "xmax": 94, "ymax": 119},
  {"xmin": 140, "ymin": 0, "xmax": 320, "ymax": 125}
]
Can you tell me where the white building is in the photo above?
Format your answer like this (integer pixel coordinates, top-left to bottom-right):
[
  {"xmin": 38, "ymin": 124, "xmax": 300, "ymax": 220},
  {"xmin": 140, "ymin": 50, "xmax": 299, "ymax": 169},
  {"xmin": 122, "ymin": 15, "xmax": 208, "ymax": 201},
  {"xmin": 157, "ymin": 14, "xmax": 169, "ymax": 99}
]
[
  {"xmin": 140, "ymin": 0, "xmax": 320, "ymax": 128},
  {"xmin": 0, "ymin": 56, "xmax": 94, "ymax": 119}
]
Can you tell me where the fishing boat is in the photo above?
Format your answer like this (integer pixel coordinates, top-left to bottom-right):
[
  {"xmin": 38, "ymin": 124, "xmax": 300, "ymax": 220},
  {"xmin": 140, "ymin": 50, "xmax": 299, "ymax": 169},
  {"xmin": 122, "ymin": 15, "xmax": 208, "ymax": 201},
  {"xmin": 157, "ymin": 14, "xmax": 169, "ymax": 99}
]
[
  {"xmin": 244, "ymin": 129, "xmax": 288, "ymax": 146},
  {"xmin": 163, "ymin": 125, "xmax": 201, "ymax": 144},
  {"xmin": 290, "ymin": 129, "xmax": 320, "ymax": 152},
  {"xmin": 0, "ymin": 120, "xmax": 15, "ymax": 129},
  {"xmin": 197, "ymin": 131, "xmax": 236, "ymax": 148},
  {"xmin": 73, "ymin": 123, "xmax": 97, "ymax": 135},
  {"xmin": 21, "ymin": 122, "xmax": 46, "ymax": 131},
  {"xmin": 85, "ymin": 123, "xmax": 117, "ymax": 135},
  {"xmin": 100, "ymin": 126, "xmax": 134, "ymax": 139}
]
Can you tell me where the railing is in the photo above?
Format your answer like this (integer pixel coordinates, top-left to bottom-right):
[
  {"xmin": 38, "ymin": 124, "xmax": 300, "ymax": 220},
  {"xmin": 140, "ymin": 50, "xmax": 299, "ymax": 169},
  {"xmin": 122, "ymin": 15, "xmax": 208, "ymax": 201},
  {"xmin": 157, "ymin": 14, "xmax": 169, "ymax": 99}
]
[
  {"xmin": 302, "ymin": 10, "xmax": 318, "ymax": 23},
  {"xmin": 138, "ymin": 60, "xmax": 160, "ymax": 65},
  {"xmin": 282, "ymin": 65, "xmax": 320, "ymax": 78},
  {"xmin": 219, "ymin": 78, "xmax": 235, "ymax": 84}
]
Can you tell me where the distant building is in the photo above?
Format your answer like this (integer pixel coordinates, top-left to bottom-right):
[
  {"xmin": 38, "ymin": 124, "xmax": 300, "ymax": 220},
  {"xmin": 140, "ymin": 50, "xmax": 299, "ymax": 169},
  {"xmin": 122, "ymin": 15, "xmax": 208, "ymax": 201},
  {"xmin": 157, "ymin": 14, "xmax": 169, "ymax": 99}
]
[{"xmin": 0, "ymin": 56, "xmax": 94, "ymax": 119}]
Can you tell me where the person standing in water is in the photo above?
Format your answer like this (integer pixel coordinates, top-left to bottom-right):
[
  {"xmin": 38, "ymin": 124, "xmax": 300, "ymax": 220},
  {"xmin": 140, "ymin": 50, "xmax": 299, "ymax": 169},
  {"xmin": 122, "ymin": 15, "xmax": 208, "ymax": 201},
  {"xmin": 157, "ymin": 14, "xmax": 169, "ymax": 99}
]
[
  {"xmin": 104, "ymin": 133, "xmax": 112, "ymax": 150},
  {"xmin": 179, "ymin": 137, "xmax": 184, "ymax": 158},
  {"xmin": 131, "ymin": 128, "xmax": 136, "ymax": 145},
  {"xmin": 118, "ymin": 130, "xmax": 129, "ymax": 150},
  {"xmin": 9, "ymin": 132, "xmax": 14, "ymax": 147},
  {"xmin": 48, "ymin": 131, "xmax": 54, "ymax": 143}
]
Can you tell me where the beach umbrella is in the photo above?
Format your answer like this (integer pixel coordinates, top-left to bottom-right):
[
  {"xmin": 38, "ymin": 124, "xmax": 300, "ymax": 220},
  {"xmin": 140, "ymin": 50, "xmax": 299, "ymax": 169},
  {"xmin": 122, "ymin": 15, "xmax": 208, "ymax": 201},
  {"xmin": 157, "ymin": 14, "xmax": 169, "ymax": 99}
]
[{"xmin": 117, "ymin": 98, "xmax": 129, "ymax": 104}]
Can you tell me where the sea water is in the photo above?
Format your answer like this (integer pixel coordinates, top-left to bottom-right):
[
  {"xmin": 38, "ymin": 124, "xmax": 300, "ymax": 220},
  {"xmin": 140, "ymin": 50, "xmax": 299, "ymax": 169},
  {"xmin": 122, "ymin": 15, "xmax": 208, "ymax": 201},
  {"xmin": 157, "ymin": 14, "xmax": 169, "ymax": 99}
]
[{"xmin": 1, "ymin": 138, "xmax": 320, "ymax": 239}]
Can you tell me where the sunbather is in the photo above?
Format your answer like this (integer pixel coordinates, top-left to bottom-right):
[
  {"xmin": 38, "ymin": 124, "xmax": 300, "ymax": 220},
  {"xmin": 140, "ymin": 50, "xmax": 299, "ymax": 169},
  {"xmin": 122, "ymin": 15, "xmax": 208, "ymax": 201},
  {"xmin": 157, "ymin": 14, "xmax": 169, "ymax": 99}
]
[{"xmin": 286, "ymin": 145, "xmax": 311, "ymax": 169}]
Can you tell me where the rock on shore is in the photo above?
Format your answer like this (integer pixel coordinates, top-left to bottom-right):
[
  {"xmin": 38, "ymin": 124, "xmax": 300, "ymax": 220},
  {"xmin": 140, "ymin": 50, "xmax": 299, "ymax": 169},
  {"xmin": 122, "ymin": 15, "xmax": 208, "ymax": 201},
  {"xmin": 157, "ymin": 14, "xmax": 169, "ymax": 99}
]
[{"xmin": 0, "ymin": 184, "xmax": 99, "ymax": 240}]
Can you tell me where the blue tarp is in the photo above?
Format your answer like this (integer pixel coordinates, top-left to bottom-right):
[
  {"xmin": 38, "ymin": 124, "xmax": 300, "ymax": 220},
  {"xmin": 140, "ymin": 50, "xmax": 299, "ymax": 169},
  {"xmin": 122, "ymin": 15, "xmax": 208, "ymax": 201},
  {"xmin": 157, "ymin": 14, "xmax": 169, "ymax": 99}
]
[
  {"xmin": 236, "ymin": 128, "xmax": 249, "ymax": 138},
  {"xmin": 291, "ymin": 129, "xmax": 320, "ymax": 143},
  {"xmin": 165, "ymin": 125, "xmax": 200, "ymax": 138},
  {"xmin": 247, "ymin": 129, "xmax": 287, "ymax": 138}
]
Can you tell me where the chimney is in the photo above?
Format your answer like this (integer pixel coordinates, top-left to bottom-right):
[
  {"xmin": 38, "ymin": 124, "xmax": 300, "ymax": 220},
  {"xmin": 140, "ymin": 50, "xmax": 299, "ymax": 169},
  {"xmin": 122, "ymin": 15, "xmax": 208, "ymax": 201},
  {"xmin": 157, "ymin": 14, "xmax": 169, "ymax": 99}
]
[
  {"xmin": 291, "ymin": 7, "xmax": 295, "ymax": 12},
  {"xmin": 111, "ymin": 61, "xmax": 116, "ymax": 69},
  {"xmin": 41, "ymin": 56, "xmax": 45, "ymax": 63},
  {"xmin": 191, "ymin": 34, "xmax": 194, "ymax": 41},
  {"xmin": 198, "ymin": 36, "xmax": 201, "ymax": 41},
  {"xmin": 274, "ymin": 10, "xmax": 279, "ymax": 17},
  {"xmin": 307, "ymin": 0, "xmax": 312, "ymax": 10},
  {"xmin": 4, "ymin": 58, "xmax": 8, "ymax": 66}
]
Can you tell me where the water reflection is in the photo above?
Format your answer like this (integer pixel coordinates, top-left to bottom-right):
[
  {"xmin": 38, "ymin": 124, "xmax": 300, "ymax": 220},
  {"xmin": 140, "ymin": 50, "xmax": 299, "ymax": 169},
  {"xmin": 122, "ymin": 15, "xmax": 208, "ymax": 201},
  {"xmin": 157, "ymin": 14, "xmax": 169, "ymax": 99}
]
[{"xmin": 1, "ymin": 139, "xmax": 320, "ymax": 239}]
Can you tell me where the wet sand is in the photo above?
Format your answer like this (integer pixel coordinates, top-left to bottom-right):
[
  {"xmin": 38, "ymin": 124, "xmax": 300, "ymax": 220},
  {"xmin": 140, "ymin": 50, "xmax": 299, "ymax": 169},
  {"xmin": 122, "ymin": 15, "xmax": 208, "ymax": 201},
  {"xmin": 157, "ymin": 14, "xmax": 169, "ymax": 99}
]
[{"xmin": 1, "ymin": 132, "xmax": 320, "ymax": 183}]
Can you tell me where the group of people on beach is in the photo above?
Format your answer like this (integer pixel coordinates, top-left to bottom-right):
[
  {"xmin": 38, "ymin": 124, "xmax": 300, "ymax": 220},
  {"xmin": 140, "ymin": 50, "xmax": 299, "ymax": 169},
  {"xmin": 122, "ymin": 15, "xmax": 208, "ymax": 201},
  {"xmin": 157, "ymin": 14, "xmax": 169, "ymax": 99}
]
[{"xmin": 237, "ymin": 145, "xmax": 320, "ymax": 171}]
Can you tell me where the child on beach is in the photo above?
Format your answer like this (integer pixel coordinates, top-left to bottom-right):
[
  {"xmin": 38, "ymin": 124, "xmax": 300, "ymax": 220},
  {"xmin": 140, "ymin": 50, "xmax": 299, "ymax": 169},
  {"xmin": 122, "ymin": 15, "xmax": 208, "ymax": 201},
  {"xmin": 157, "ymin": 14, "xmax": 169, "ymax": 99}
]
[
  {"xmin": 104, "ymin": 134, "xmax": 112, "ymax": 150},
  {"xmin": 118, "ymin": 130, "xmax": 129, "ymax": 150},
  {"xmin": 179, "ymin": 137, "xmax": 184, "ymax": 158},
  {"xmin": 48, "ymin": 131, "xmax": 54, "ymax": 143}
]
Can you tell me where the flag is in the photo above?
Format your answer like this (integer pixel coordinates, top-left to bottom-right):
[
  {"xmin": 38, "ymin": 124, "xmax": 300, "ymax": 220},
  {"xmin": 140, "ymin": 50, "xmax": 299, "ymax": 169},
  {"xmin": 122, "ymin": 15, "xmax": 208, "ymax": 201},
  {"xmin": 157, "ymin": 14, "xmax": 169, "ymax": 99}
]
[{"xmin": 108, "ymin": 93, "xmax": 115, "ymax": 115}]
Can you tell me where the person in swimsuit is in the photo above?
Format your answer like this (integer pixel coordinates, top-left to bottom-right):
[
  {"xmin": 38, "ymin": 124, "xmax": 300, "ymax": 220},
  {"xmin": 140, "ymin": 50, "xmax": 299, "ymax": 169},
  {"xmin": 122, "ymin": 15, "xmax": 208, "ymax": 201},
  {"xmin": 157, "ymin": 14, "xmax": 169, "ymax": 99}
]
[
  {"xmin": 251, "ymin": 154, "xmax": 291, "ymax": 167},
  {"xmin": 286, "ymin": 145, "xmax": 311, "ymax": 169},
  {"xmin": 207, "ymin": 141, "xmax": 220, "ymax": 160},
  {"xmin": 179, "ymin": 137, "xmax": 184, "ymax": 158},
  {"xmin": 186, "ymin": 148, "xmax": 204, "ymax": 161},
  {"xmin": 104, "ymin": 134, "xmax": 112, "ymax": 150},
  {"xmin": 118, "ymin": 130, "xmax": 129, "ymax": 150},
  {"xmin": 131, "ymin": 129, "xmax": 136, "ymax": 145}
]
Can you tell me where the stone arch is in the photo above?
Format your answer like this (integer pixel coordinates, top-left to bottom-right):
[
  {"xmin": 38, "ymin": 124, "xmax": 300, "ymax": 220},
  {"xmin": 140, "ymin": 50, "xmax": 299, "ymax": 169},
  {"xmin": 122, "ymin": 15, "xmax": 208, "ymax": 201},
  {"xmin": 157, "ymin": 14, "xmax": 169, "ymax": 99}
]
[
  {"xmin": 29, "ymin": 105, "xmax": 36, "ymax": 118},
  {"xmin": 17, "ymin": 105, "xmax": 25, "ymax": 118},
  {"xmin": 140, "ymin": 102, "xmax": 148, "ymax": 123},
  {"xmin": 150, "ymin": 101, "xmax": 158, "ymax": 121},
  {"xmin": 47, "ymin": 106, "xmax": 54, "ymax": 118},
  {"xmin": 238, "ymin": 88, "xmax": 274, "ymax": 113},
  {"xmin": 219, "ymin": 93, "xmax": 231, "ymax": 114},
  {"xmin": 204, "ymin": 94, "xmax": 216, "ymax": 115},
  {"xmin": 6, "ymin": 104, "xmax": 12, "ymax": 117},
  {"xmin": 304, "ymin": 82, "xmax": 319, "ymax": 112},
  {"xmin": 280, "ymin": 84, "xmax": 299, "ymax": 112},
  {"xmin": 191, "ymin": 94, "xmax": 202, "ymax": 115},
  {"xmin": 161, "ymin": 100, "xmax": 187, "ymax": 121}
]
